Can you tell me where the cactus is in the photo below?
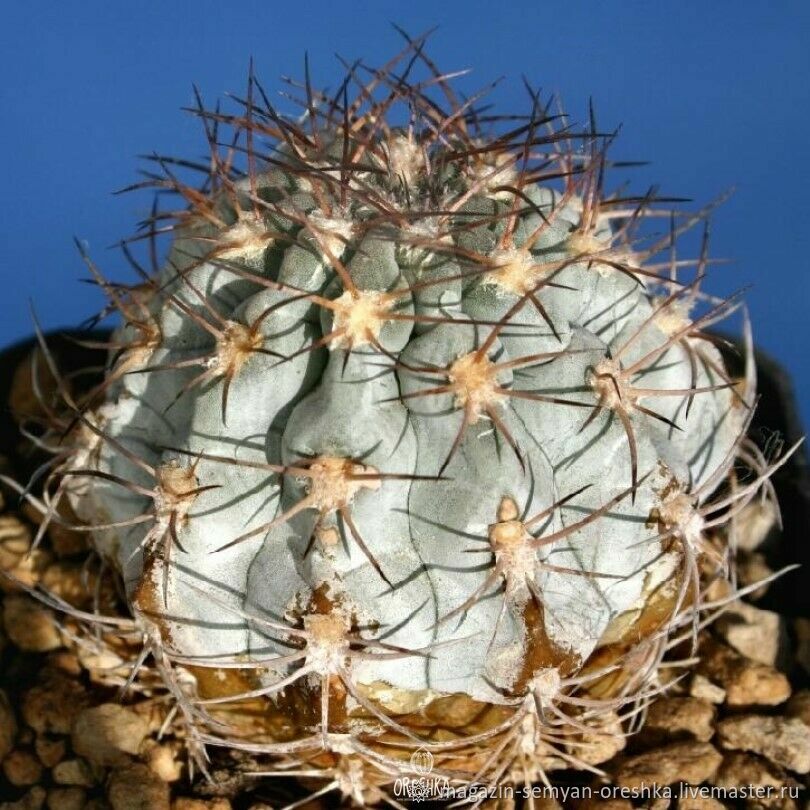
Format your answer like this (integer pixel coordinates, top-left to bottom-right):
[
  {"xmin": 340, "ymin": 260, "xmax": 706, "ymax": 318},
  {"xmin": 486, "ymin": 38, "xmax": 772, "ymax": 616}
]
[{"xmin": 9, "ymin": 32, "xmax": 800, "ymax": 803}]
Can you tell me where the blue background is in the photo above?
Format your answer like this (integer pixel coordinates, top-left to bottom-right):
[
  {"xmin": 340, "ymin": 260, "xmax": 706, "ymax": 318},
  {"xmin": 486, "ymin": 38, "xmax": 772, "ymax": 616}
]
[{"xmin": 1, "ymin": 2, "xmax": 809, "ymax": 426}]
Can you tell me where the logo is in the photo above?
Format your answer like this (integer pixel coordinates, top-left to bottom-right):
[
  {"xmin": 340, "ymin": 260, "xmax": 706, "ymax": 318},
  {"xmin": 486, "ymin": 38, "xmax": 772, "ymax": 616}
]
[
  {"xmin": 409, "ymin": 747, "xmax": 434, "ymax": 776},
  {"xmin": 396, "ymin": 748, "xmax": 450, "ymax": 801}
]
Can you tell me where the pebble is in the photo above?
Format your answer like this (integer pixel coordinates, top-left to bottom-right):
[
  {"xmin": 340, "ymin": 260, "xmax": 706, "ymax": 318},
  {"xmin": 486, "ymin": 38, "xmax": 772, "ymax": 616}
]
[
  {"xmin": 39, "ymin": 499, "xmax": 89, "ymax": 558},
  {"xmin": 131, "ymin": 700, "xmax": 169, "ymax": 735},
  {"xmin": 45, "ymin": 788, "xmax": 86, "ymax": 810},
  {"xmin": 712, "ymin": 751, "xmax": 798, "ymax": 802},
  {"xmin": 614, "ymin": 741, "xmax": 723, "ymax": 788},
  {"xmin": 715, "ymin": 602, "xmax": 784, "ymax": 666},
  {"xmin": 0, "ymin": 515, "xmax": 32, "ymax": 560},
  {"xmin": 8, "ymin": 348, "xmax": 58, "ymax": 422},
  {"xmin": 698, "ymin": 639, "xmax": 791, "ymax": 706},
  {"xmin": 638, "ymin": 696, "xmax": 716, "ymax": 744},
  {"xmin": 0, "ymin": 516, "xmax": 47, "ymax": 593},
  {"xmin": 689, "ymin": 674, "xmax": 726, "ymax": 704},
  {"xmin": 2, "ymin": 594, "xmax": 62, "ymax": 652},
  {"xmin": 2, "ymin": 749, "xmax": 43, "ymax": 786},
  {"xmin": 735, "ymin": 551, "xmax": 774, "ymax": 600},
  {"xmin": 76, "ymin": 639, "xmax": 125, "ymax": 671},
  {"xmin": 145, "ymin": 741, "xmax": 183, "ymax": 782},
  {"xmin": 48, "ymin": 650, "xmax": 82, "ymax": 677},
  {"xmin": 72, "ymin": 703, "xmax": 150, "ymax": 766},
  {"xmin": 0, "ymin": 786, "xmax": 46, "ymax": 810},
  {"xmin": 0, "ymin": 688, "xmax": 17, "ymax": 761},
  {"xmin": 107, "ymin": 762, "xmax": 171, "ymax": 810},
  {"xmin": 568, "ymin": 710, "xmax": 625, "ymax": 766},
  {"xmin": 172, "ymin": 801, "xmax": 234, "ymax": 810},
  {"xmin": 33, "ymin": 735, "xmax": 65, "ymax": 768},
  {"xmin": 40, "ymin": 561, "xmax": 95, "ymax": 609},
  {"xmin": 716, "ymin": 715, "xmax": 810, "ymax": 774},
  {"xmin": 22, "ymin": 671, "xmax": 88, "ymax": 735},
  {"xmin": 733, "ymin": 497, "xmax": 778, "ymax": 552},
  {"xmin": 785, "ymin": 689, "xmax": 810, "ymax": 727},
  {"xmin": 52, "ymin": 757, "xmax": 97, "ymax": 787}
]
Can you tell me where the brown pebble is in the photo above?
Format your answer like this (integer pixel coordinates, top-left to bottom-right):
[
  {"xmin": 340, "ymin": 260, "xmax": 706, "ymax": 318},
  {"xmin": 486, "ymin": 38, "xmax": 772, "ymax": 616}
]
[
  {"xmin": 108, "ymin": 762, "xmax": 170, "ymax": 810},
  {"xmin": 0, "ymin": 516, "xmax": 49, "ymax": 594},
  {"xmin": 131, "ymin": 700, "xmax": 169, "ymax": 735},
  {"xmin": 77, "ymin": 645, "xmax": 130, "ymax": 688},
  {"xmin": 145, "ymin": 742, "xmax": 183, "ymax": 782},
  {"xmin": 72, "ymin": 704, "xmax": 149, "ymax": 766},
  {"xmin": 716, "ymin": 715, "xmax": 810, "ymax": 774},
  {"xmin": 0, "ymin": 514, "xmax": 31, "ymax": 552},
  {"xmin": 689, "ymin": 674, "xmax": 726, "ymax": 704},
  {"xmin": 0, "ymin": 688, "xmax": 17, "ymax": 761},
  {"xmin": 785, "ymin": 690, "xmax": 810, "ymax": 727},
  {"xmin": 40, "ymin": 561, "xmax": 96, "ymax": 609},
  {"xmin": 22, "ymin": 671, "xmax": 88, "ymax": 735},
  {"xmin": 713, "ymin": 751, "xmax": 802, "ymax": 806},
  {"xmin": 698, "ymin": 638, "xmax": 790, "ymax": 706},
  {"xmin": 769, "ymin": 793, "xmax": 802, "ymax": 809},
  {"xmin": 568, "ymin": 710, "xmax": 625, "ymax": 766},
  {"xmin": 47, "ymin": 650, "xmax": 83, "ymax": 677},
  {"xmin": 0, "ymin": 515, "xmax": 33, "ymax": 564},
  {"xmin": 639, "ymin": 696, "xmax": 716, "ymax": 744},
  {"xmin": 0, "ymin": 786, "xmax": 47, "ymax": 810},
  {"xmin": 172, "ymin": 801, "xmax": 233, "ymax": 810},
  {"xmin": 46, "ymin": 787, "xmax": 86, "ymax": 810},
  {"xmin": 736, "ymin": 551, "xmax": 774, "ymax": 600},
  {"xmin": 52, "ymin": 757, "xmax": 97, "ymax": 787},
  {"xmin": 733, "ymin": 497, "xmax": 778, "ymax": 552},
  {"xmin": 715, "ymin": 602, "xmax": 784, "ymax": 666},
  {"xmin": 2, "ymin": 594, "xmax": 62, "ymax": 652},
  {"xmin": 43, "ymin": 498, "xmax": 89, "ymax": 558},
  {"xmin": 34, "ymin": 735, "xmax": 65, "ymax": 768},
  {"xmin": 2, "ymin": 749, "xmax": 43, "ymax": 786},
  {"xmin": 8, "ymin": 348, "xmax": 61, "ymax": 423},
  {"xmin": 614, "ymin": 741, "xmax": 722, "ymax": 788},
  {"xmin": 704, "ymin": 575, "xmax": 733, "ymax": 604}
]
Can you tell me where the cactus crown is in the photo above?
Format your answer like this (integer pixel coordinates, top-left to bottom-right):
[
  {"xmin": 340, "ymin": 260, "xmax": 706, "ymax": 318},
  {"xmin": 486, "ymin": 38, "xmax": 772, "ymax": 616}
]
[{"xmin": 12, "ymin": 30, "xmax": 797, "ymax": 799}]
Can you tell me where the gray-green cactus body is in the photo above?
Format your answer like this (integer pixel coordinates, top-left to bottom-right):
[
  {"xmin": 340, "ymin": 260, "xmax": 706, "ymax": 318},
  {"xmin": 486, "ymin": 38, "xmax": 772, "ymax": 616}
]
[{"xmin": 68, "ymin": 118, "xmax": 748, "ymax": 718}]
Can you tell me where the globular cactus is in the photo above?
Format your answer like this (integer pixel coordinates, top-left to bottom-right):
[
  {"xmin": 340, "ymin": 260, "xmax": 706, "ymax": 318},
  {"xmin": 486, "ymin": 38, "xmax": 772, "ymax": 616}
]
[{"xmin": 13, "ymin": 33, "xmax": 800, "ymax": 803}]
